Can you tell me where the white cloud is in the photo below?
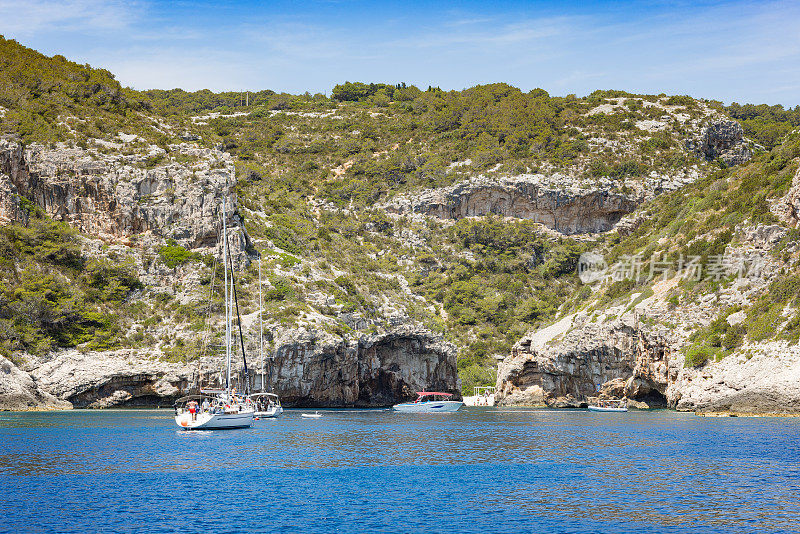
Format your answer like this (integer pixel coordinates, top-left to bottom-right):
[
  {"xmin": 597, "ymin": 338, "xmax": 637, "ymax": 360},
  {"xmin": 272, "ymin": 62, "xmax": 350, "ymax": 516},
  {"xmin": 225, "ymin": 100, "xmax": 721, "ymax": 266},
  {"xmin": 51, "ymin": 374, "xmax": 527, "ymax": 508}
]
[{"xmin": 0, "ymin": 0, "xmax": 138, "ymax": 35}]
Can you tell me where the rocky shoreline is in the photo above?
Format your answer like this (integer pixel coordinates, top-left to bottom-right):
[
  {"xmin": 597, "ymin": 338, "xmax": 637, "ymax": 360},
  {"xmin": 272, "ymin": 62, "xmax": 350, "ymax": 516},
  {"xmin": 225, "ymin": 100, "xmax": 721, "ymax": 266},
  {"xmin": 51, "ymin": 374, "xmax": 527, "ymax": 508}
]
[{"xmin": 0, "ymin": 326, "xmax": 460, "ymax": 411}]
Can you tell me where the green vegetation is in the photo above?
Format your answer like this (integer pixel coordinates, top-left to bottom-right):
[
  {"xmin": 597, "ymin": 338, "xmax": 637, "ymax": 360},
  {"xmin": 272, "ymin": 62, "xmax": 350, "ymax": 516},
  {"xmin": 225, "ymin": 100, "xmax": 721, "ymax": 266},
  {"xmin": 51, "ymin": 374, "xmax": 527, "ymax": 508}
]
[
  {"xmin": 4, "ymin": 37, "xmax": 800, "ymax": 389},
  {"xmin": 726, "ymin": 102, "xmax": 800, "ymax": 149},
  {"xmin": 0, "ymin": 212, "xmax": 142, "ymax": 356},
  {"xmin": 158, "ymin": 240, "xmax": 206, "ymax": 268}
]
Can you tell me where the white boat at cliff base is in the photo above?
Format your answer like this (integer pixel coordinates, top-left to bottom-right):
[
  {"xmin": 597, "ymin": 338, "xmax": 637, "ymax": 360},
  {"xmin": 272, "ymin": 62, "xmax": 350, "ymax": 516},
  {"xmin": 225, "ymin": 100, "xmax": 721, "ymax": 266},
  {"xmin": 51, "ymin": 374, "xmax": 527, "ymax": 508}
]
[
  {"xmin": 174, "ymin": 195, "xmax": 254, "ymax": 430},
  {"xmin": 175, "ymin": 390, "xmax": 255, "ymax": 430},
  {"xmin": 393, "ymin": 392, "xmax": 463, "ymax": 413},
  {"xmin": 587, "ymin": 398, "xmax": 628, "ymax": 413}
]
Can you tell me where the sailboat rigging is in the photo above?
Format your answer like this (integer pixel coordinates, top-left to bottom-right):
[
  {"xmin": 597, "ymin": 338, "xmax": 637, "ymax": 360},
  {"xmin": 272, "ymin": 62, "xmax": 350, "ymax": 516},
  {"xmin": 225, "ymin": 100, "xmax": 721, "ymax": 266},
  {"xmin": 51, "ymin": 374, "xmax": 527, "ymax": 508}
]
[
  {"xmin": 252, "ymin": 256, "xmax": 283, "ymax": 418},
  {"xmin": 174, "ymin": 195, "xmax": 255, "ymax": 430}
]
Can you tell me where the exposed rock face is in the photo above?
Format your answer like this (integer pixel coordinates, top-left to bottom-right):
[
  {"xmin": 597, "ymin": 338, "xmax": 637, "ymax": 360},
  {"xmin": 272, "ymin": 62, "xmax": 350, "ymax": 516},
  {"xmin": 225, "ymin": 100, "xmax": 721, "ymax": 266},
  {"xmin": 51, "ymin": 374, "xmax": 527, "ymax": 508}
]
[
  {"xmin": 0, "ymin": 140, "xmax": 249, "ymax": 258},
  {"xmin": 496, "ymin": 313, "xmax": 675, "ymax": 408},
  {"xmin": 9, "ymin": 327, "xmax": 458, "ymax": 409},
  {"xmin": 385, "ymin": 174, "xmax": 639, "ymax": 234},
  {"xmin": 271, "ymin": 327, "xmax": 460, "ymax": 407},
  {"xmin": 30, "ymin": 349, "xmax": 191, "ymax": 408},
  {"xmin": 772, "ymin": 166, "xmax": 800, "ymax": 227},
  {"xmin": 0, "ymin": 356, "xmax": 72, "ymax": 411},
  {"xmin": 673, "ymin": 342, "xmax": 800, "ymax": 414},
  {"xmin": 688, "ymin": 120, "xmax": 752, "ymax": 166}
]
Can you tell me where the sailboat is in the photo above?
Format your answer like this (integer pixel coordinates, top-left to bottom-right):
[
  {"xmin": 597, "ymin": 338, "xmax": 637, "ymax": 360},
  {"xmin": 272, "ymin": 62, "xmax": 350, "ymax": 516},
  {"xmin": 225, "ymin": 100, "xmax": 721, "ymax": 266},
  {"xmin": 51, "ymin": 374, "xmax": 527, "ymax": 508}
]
[
  {"xmin": 174, "ymin": 196, "xmax": 255, "ymax": 430},
  {"xmin": 251, "ymin": 258, "xmax": 283, "ymax": 419}
]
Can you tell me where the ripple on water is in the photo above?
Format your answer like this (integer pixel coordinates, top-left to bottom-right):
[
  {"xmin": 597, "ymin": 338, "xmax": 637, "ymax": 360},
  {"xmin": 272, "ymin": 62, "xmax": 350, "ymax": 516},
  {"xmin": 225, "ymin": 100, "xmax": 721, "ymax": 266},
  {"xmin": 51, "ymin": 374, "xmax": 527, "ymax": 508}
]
[{"xmin": 1, "ymin": 408, "xmax": 799, "ymax": 533}]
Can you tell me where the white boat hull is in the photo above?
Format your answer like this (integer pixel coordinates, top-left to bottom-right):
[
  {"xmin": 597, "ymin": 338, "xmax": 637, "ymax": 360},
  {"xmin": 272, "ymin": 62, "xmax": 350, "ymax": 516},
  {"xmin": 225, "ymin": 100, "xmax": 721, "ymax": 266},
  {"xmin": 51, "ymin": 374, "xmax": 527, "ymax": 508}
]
[
  {"xmin": 393, "ymin": 400, "xmax": 463, "ymax": 413},
  {"xmin": 588, "ymin": 405, "xmax": 628, "ymax": 413},
  {"xmin": 255, "ymin": 406, "xmax": 283, "ymax": 418},
  {"xmin": 175, "ymin": 410, "xmax": 254, "ymax": 430}
]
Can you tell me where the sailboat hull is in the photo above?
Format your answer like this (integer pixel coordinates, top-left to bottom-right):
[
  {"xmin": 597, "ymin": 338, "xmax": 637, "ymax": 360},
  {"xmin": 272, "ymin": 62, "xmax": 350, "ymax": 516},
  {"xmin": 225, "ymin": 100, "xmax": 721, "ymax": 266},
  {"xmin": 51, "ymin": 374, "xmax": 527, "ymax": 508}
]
[{"xmin": 175, "ymin": 410, "xmax": 254, "ymax": 430}]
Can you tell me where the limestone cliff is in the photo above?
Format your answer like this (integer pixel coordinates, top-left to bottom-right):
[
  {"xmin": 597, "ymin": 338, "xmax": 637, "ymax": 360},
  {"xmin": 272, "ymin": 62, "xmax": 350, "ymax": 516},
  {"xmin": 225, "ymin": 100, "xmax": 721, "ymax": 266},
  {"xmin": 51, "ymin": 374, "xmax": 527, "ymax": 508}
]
[
  {"xmin": 4, "ymin": 327, "xmax": 458, "ymax": 409},
  {"xmin": 0, "ymin": 356, "xmax": 72, "ymax": 411},
  {"xmin": 0, "ymin": 140, "xmax": 250, "ymax": 259},
  {"xmin": 384, "ymin": 171, "xmax": 702, "ymax": 235},
  {"xmin": 686, "ymin": 120, "xmax": 753, "ymax": 166},
  {"xmin": 496, "ymin": 313, "xmax": 676, "ymax": 408},
  {"xmin": 270, "ymin": 327, "xmax": 459, "ymax": 407}
]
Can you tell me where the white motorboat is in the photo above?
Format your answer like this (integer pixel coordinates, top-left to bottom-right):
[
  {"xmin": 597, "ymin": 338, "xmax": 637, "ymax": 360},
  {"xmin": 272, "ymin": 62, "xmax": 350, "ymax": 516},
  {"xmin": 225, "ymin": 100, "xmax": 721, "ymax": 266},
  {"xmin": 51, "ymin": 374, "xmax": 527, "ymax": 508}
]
[
  {"xmin": 301, "ymin": 411, "xmax": 322, "ymax": 419},
  {"xmin": 175, "ymin": 196, "xmax": 254, "ymax": 430},
  {"xmin": 588, "ymin": 398, "xmax": 628, "ymax": 413},
  {"xmin": 252, "ymin": 392, "xmax": 283, "ymax": 418},
  {"xmin": 393, "ymin": 392, "xmax": 463, "ymax": 413}
]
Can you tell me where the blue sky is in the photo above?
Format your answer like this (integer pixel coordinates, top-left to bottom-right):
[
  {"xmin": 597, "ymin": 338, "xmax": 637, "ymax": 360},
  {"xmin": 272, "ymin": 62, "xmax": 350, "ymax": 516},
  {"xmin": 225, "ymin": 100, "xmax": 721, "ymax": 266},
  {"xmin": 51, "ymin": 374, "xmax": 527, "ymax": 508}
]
[{"xmin": 2, "ymin": 0, "xmax": 799, "ymax": 105}]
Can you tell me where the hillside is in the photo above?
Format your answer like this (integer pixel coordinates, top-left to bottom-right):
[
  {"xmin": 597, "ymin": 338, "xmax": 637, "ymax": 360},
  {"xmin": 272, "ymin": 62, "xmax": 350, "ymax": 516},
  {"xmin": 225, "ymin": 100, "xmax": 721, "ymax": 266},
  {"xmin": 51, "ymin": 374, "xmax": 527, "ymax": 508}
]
[
  {"xmin": 2, "ymin": 36, "xmax": 799, "ymax": 411},
  {"xmin": 496, "ymin": 130, "xmax": 800, "ymax": 413}
]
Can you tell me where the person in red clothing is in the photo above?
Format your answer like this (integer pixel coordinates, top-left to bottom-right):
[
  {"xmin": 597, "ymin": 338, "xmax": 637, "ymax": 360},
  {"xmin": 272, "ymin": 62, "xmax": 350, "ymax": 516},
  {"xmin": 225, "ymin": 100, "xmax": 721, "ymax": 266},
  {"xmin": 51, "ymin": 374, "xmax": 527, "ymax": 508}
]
[{"xmin": 188, "ymin": 400, "xmax": 197, "ymax": 421}]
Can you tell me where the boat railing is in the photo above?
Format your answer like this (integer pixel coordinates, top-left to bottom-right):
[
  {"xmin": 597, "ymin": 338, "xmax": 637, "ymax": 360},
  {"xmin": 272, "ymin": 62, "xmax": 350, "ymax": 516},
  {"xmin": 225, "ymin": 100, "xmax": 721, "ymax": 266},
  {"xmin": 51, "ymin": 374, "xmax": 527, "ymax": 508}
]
[{"xmin": 588, "ymin": 396, "xmax": 628, "ymax": 408}]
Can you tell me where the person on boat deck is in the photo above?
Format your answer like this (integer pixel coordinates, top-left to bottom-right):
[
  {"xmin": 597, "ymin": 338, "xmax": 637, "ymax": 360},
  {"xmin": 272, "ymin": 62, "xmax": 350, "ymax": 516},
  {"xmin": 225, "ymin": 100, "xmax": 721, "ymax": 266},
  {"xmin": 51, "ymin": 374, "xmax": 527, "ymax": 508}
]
[
  {"xmin": 188, "ymin": 400, "xmax": 197, "ymax": 421},
  {"xmin": 202, "ymin": 399, "xmax": 210, "ymax": 413}
]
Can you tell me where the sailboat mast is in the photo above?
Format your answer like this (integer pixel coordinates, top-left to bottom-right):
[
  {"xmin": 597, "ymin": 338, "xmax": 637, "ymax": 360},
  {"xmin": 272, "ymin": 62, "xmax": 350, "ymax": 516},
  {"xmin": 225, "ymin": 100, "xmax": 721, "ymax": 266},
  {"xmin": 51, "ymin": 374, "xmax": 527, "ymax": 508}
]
[
  {"xmin": 259, "ymin": 258, "xmax": 265, "ymax": 392},
  {"xmin": 222, "ymin": 196, "xmax": 231, "ymax": 394}
]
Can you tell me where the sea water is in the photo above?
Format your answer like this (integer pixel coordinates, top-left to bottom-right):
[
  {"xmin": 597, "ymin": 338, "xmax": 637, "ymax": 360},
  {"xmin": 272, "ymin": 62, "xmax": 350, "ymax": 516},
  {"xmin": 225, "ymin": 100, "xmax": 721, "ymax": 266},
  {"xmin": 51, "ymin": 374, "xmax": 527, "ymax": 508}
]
[{"xmin": 1, "ymin": 408, "xmax": 798, "ymax": 533}]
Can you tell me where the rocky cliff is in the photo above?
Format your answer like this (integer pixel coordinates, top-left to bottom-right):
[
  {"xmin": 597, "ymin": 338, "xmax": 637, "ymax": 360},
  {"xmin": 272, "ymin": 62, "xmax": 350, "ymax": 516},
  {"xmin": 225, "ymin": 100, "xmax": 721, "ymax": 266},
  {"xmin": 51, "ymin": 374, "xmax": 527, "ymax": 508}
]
[
  {"xmin": 0, "ymin": 139, "xmax": 249, "ymax": 259},
  {"xmin": 496, "ymin": 313, "xmax": 675, "ymax": 408},
  {"xmin": 385, "ymin": 174, "xmax": 639, "ymax": 234},
  {"xmin": 496, "ymin": 308, "xmax": 800, "ymax": 415},
  {"xmin": 0, "ymin": 356, "xmax": 72, "ymax": 411},
  {"xmin": 384, "ymin": 171, "xmax": 706, "ymax": 235},
  {"xmin": 687, "ymin": 120, "xmax": 753, "ymax": 166},
  {"xmin": 497, "ymin": 217, "xmax": 800, "ymax": 415},
  {"xmin": 0, "ymin": 327, "xmax": 458, "ymax": 409},
  {"xmin": 270, "ymin": 327, "xmax": 459, "ymax": 407}
]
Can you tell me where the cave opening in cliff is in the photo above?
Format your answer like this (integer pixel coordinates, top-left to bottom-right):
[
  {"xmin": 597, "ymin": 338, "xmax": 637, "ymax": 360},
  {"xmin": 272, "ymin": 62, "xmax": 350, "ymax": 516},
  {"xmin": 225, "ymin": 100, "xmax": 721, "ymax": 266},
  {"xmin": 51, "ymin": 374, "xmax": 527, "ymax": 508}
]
[{"xmin": 633, "ymin": 390, "xmax": 668, "ymax": 409}]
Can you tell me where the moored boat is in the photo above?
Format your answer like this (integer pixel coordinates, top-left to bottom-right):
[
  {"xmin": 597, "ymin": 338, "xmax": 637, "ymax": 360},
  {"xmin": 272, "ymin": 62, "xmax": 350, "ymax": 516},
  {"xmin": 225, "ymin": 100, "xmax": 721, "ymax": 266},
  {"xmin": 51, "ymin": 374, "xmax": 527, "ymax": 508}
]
[
  {"xmin": 251, "ymin": 392, "xmax": 283, "ymax": 418},
  {"xmin": 175, "ymin": 390, "xmax": 255, "ymax": 430},
  {"xmin": 588, "ymin": 398, "xmax": 628, "ymax": 412},
  {"xmin": 393, "ymin": 392, "xmax": 463, "ymax": 413},
  {"xmin": 250, "ymin": 259, "xmax": 283, "ymax": 419},
  {"xmin": 174, "ymin": 195, "xmax": 254, "ymax": 430}
]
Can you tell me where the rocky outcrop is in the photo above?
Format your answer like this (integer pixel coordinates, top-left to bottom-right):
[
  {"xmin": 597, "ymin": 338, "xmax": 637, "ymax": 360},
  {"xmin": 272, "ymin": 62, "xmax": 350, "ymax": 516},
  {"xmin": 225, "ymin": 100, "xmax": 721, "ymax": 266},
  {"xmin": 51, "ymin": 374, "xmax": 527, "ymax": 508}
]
[
  {"xmin": 385, "ymin": 169, "xmax": 705, "ymax": 235},
  {"xmin": 385, "ymin": 174, "xmax": 639, "ymax": 234},
  {"xmin": 30, "ymin": 349, "xmax": 191, "ymax": 408},
  {"xmin": 496, "ymin": 313, "xmax": 675, "ymax": 408},
  {"xmin": 688, "ymin": 120, "xmax": 752, "ymax": 166},
  {"xmin": 270, "ymin": 327, "xmax": 460, "ymax": 407},
  {"xmin": 772, "ymin": 166, "xmax": 800, "ymax": 227},
  {"xmin": 0, "ymin": 140, "xmax": 249, "ymax": 258},
  {"xmin": 673, "ymin": 342, "xmax": 800, "ymax": 414},
  {"xmin": 11, "ymin": 327, "xmax": 458, "ymax": 409},
  {"xmin": 0, "ymin": 356, "xmax": 72, "ymax": 411}
]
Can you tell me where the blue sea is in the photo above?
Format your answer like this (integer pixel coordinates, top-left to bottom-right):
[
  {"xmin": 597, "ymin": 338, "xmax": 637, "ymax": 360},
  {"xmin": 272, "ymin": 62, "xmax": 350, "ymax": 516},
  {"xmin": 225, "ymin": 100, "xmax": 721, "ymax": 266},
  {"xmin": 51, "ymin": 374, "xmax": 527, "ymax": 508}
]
[{"xmin": 1, "ymin": 408, "xmax": 798, "ymax": 533}]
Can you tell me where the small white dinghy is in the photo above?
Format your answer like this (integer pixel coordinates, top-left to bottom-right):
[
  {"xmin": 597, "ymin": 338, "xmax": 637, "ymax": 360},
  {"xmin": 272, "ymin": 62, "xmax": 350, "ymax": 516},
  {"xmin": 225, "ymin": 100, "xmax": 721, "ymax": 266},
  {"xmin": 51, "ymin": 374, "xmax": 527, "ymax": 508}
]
[
  {"xmin": 393, "ymin": 392, "xmax": 463, "ymax": 413},
  {"xmin": 588, "ymin": 398, "xmax": 628, "ymax": 413},
  {"xmin": 301, "ymin": 411, "xmax": 322, "ymax": 418}
]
